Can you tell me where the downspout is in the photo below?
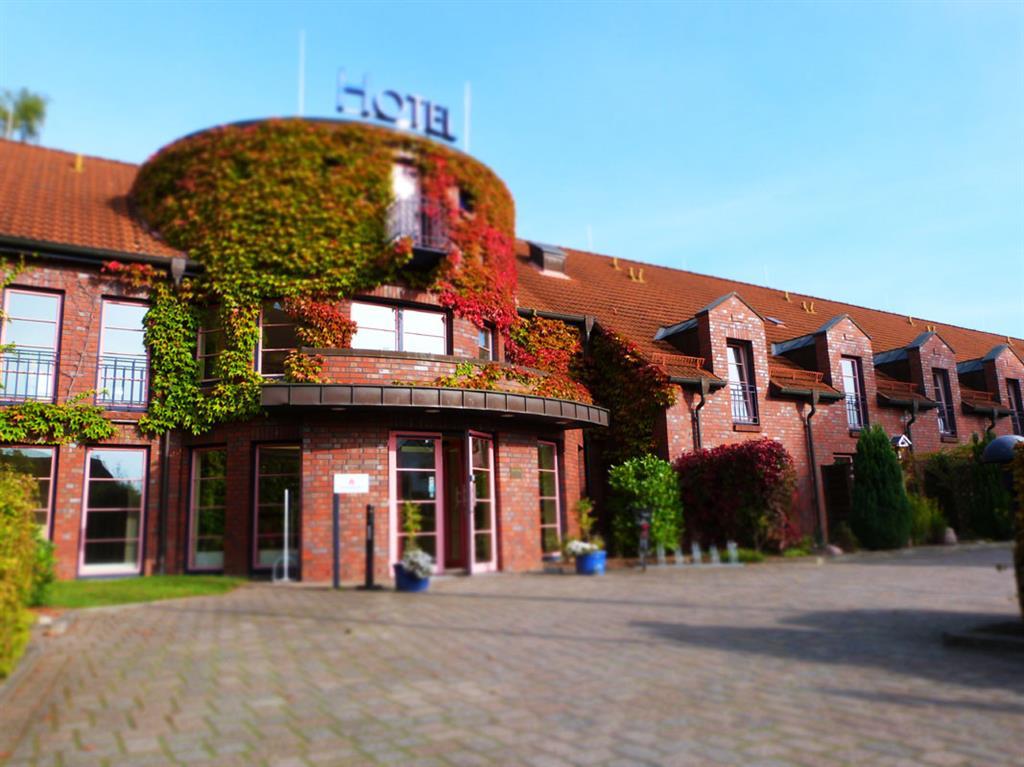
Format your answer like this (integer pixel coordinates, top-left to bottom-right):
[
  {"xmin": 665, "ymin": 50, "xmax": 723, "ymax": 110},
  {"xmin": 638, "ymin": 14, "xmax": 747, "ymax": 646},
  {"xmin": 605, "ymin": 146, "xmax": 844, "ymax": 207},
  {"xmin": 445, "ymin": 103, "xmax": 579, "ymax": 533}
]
[
  {"xmin": 692, "ymin": 377, "xmax": 709, "ymax": 450},
  {"xmin": 157, "ymin": 430, "xmax": 170, "ymax": 574},
  {"xmin": 804, "ymin": 391, "xmax": 825, "ymax": 546},
  {"xmin": 986, "ymin": 411, "xmax": 997, "ymax": 439},
  {"xmin": 905, "ymin": 400, "xmax": 918, "ymax": 453}
]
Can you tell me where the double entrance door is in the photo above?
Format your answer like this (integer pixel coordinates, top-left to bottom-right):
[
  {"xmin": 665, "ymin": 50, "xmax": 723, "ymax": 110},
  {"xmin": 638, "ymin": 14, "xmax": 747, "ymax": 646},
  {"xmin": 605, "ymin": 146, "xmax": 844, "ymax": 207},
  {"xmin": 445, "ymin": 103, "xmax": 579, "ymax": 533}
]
[{"xmin": 391, "ymin": 431, "xmax": 497, "ymax": 574}]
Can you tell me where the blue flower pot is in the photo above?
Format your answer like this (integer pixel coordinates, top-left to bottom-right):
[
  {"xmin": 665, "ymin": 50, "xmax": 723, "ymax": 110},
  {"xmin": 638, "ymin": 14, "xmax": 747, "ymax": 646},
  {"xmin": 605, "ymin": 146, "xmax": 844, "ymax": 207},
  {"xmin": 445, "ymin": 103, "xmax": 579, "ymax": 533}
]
[
  {"xmin": 394, "ymin": 563, "xmax": 430, "ymax": 592},
  {"xmin": 575, "ymin": 550, "xmax": 606, "ymax": 575}
]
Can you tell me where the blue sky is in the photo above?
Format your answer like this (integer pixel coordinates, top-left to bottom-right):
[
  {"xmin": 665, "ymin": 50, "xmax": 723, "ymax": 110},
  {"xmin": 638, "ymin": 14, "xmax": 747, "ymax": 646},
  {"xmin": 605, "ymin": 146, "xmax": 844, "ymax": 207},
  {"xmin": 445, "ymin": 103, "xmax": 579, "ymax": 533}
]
[{"xmin": 1, "ymin": 1, "xmax": 1021, "ymax": 337}]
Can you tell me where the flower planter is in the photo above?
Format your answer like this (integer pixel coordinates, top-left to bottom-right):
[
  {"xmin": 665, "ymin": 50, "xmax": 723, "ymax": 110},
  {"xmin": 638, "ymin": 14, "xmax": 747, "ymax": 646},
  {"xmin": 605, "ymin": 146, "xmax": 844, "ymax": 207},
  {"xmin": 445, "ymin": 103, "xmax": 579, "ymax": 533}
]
[
  {"xmin": 575, "ymin": 550, "xmax": 606, "ymax": 576},
  {"xmin": 393, "ymin": 563, "xmax": 430, "ymax": 592}
]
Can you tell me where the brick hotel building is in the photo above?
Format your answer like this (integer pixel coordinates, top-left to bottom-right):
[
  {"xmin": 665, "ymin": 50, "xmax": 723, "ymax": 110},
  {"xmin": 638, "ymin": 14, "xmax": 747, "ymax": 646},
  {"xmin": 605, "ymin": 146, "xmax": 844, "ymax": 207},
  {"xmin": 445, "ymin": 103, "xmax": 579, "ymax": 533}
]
[{"xmin": 0, "ymin": 120, "xmax": 1021, "ymax": 582}]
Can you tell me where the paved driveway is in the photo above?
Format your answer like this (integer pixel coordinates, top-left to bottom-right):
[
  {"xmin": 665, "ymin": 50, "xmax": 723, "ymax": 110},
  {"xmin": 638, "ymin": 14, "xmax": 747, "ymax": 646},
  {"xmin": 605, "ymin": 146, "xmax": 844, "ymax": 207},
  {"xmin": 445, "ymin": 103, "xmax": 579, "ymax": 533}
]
[{"xmin": 2, "ymin": 545, "xmax": 1022, "ymax": 767}]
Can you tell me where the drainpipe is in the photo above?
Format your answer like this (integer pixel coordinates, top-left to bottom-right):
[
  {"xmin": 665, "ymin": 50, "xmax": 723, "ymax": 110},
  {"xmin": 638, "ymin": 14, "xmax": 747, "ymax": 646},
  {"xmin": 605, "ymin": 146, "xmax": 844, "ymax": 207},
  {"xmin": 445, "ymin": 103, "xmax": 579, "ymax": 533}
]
[
  {"xmin": 157, "ymin": 430, "xmax": 171, "ymax": 575},
  {"xmin": 804, "ymin": 391, "xmax": 825, "ymax": 546},
  {"xmin": 691, "ymin": 378, "xmax": 709, "ymax": 450},
  {"xmin": 905, "ymin": 401, "xmax": 918, "ymax": 453},
  {"xmin": 986, "ymin": 412, "xmax": 997, "ymax": 439}
]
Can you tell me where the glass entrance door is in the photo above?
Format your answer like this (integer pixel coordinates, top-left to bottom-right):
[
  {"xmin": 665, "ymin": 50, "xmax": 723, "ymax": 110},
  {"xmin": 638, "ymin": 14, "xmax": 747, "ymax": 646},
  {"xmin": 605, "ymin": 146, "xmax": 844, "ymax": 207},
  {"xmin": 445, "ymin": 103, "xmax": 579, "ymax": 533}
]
[{"xmin": 468, "ymin": 433, "xmax": 497, "ymax": 573}]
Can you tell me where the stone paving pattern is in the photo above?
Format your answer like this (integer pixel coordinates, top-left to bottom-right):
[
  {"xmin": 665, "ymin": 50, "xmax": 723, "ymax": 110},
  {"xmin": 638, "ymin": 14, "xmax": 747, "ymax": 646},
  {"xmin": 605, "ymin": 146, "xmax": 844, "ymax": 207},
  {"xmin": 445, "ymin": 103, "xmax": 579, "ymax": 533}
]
[{"xmin": 1, "ymin": 545, "xmax": 1022, "ymax": 767}]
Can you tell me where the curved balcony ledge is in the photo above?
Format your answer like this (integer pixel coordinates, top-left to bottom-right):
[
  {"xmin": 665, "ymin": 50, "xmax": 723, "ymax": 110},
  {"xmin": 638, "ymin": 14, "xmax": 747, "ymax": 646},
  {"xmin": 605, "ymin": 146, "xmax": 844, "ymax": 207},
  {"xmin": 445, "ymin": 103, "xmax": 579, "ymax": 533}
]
[{"xmin": 261, "ymin": 383, "xmax": 609, "ymax": 429}]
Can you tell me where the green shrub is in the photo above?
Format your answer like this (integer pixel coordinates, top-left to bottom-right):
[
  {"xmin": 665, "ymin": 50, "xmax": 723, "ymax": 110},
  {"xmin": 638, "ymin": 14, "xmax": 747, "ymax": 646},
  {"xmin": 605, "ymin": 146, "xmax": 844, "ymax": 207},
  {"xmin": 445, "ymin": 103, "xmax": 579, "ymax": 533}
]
[
  {"xmin": 737, "ymin": 548, "xmax": 765, "ymax": 564},
  {"xmin": 782, "ymin": 536, "xmax": 815, "ymax": 557},
  {"xmin": 607, "ymin": 454, "xmax": 683, "ymax": 555},
  {"xmin": 831, "ymin": 521, "xmax": 860, "ymax": 552},
  {"xmin": 919, "ymin": 434, "xmax": 1013, "ymax": 540},
  {"xmin": 0, "ymin": 468, "xmax": 39, "ymax": 678},
  {"xmin": 908, "ymin": 493, "xmax": 946, "ymax": 546},
  {"xmin": 849, "ymin": 425, "xmax": 912, "ymax": 550},
  {"xmin": 30, "ymin": 536, "xmax": 56, "ymax": 607}
]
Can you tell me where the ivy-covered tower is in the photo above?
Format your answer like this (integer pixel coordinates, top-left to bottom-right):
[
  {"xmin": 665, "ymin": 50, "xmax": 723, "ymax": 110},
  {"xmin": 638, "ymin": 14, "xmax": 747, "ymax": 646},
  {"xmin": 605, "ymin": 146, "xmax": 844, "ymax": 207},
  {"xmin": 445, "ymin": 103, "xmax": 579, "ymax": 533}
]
[{"xmin": 0, "ymin": 118, "xmax": 606, "ymax": 582}]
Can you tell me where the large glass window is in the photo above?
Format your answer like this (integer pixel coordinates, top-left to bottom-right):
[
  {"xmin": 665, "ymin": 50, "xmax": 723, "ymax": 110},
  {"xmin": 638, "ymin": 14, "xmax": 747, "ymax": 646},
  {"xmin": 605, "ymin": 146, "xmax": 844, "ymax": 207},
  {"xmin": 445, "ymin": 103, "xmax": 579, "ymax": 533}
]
[
  {"xmin": 394, "ymin": 435, "xmax": 440, "ymax": 560},
  {"xmin": 350, "ymin": 302, "xmax": 447, "ymax": 355},
  {"xmin": 1007, "ymin": 379, "xmax": 1023, "ymax": 436},
  {"xmin": 81, "ymin": 448, "xmax": 146, "ymax": 575},
  {"xmin": 197, "ymin": 306, "xmax": 224, "ymax": 382},
  {"xmin": 1, "ymin": 289, "xmax": 61, "ymax": 401},
  {"xmin": 97, "ymin": 300, "xmax": 148, "ymax": 407},
  {"xmin": 258, "ymin": 301, "xmax": 299, "ymax": 377},
  {"xmin": 538, "ymin": 442, "xmax": 561, "ymax": 555},
  {"xmin": 932, "ymin": 368, "xmax": 957, "ymax": 436},
  {"xmin": 254, "ymin": 445, "xmax": 300, "ymax": 571},
  {"xmin": 0, "ymin": 446, "xmax": 55, "ymax": 531},
  {"xmin": 190, "ymin": 448, "xmax": 226, "ymax": 570},
  {"xmin": 840, "ymin": 357, "xmax": 867, "ymax": 430},
  {"xmin": 727, "ymin": 342, "xmax": 758, "ymax": 425}
]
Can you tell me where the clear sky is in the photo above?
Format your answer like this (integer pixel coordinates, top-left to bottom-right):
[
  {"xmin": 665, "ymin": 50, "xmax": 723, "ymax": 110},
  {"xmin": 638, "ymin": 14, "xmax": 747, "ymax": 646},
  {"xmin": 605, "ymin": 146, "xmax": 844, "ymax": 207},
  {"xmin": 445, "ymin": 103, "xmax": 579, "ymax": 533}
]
[{"xmin": 1, "ymin": 1, "xmax": 1021, "ymax": 337}]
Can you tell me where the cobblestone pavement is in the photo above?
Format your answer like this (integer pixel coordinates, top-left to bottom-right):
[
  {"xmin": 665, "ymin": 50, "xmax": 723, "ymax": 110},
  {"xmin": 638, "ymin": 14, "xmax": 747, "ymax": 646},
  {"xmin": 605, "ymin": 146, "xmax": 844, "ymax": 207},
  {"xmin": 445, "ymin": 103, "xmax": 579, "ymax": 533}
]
[{"xmin": 2, "ymin": 545, "xmax": 1022, "ymax": 767}]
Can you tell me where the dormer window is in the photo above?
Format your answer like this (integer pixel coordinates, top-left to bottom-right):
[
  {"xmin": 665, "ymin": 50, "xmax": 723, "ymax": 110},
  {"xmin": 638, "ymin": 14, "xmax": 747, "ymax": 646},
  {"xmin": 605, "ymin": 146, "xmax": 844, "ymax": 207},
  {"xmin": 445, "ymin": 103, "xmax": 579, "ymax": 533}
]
[
  {"xmin": 840, "ymin": 357, "xmax": 867, "ymax": 430},
  {"xmin": 727, "ymin": 341, "xmax": 758, "ymax": 425},
  {"xmin": 388, "ymin": 162, "xmax": 447, "ymax": 251},
  {"xmin": 932, "ymin": 368, "xmax": 956, "ymax": 436},
  {"xmin": 1007, "ymin": 379, "xmax": 1023, "ymax": 436}
]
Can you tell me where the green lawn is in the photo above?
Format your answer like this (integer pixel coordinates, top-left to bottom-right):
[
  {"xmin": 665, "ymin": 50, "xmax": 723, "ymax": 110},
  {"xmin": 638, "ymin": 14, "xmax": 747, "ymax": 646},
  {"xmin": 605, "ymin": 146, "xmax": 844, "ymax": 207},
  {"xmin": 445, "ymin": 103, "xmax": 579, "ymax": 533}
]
[{"xmin": 43, "ymin": 575, "xmax": 246, "ymax": 609}]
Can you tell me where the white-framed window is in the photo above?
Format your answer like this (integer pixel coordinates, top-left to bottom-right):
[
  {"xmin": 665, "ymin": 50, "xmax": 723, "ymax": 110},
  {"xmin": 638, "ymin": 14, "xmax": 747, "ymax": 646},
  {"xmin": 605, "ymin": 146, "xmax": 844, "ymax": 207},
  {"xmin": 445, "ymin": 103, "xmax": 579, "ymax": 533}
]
[
  {"xmin": 933, "ymin": 368, "xmax": 957, "ymax": 436},
  {"xmin": 350, "ymin": 302, "xmax": 447, "ymax": 355},
  {"xmin": 0, "ymin": 446, "xmax": 56, "ymax": 533},
  {"xmin": 97, "ymin": 300, "xmax": 148, "ymax": 408},
  {"xmin": 1, "ymin": 288, "xmax": 61, "ymax": 401},
  {"xmin": 197, "ymin": 306, "xmax": 224, "ymax": 382},
  {"xmin": 80, "ymin": 448, "xmax": 147, "ymax": 576},
  {"xmin": 538, "ymin": 441, "xmax": 561, "ymax": 555},
  {"xmin": 477, "ymin": 326, "xmax": 494, "ymax": 360},
  {"xmin": 189, "ymin": 448, "xmax": 227, "ymax": 571},
  {"xmin": 840, "ymin": 357, "xmax": 867, "ymax": 430},
  {"xmin": 257, "ymin": 301, "xmax": 298, "ymax": 377}
]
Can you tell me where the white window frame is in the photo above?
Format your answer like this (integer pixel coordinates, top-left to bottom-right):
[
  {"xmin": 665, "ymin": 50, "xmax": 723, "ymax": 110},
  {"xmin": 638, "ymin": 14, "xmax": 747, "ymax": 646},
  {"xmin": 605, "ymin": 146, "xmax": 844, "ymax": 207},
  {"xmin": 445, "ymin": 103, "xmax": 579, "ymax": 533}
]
[
  {"xmin": 538, "ymin": 441, "xmax": 562, "ymax": 555},
  {"xmin": 97, "ymin": 298, "xmax": 149, "ymax": 408},
  {"xmin": 0, "ymin": 445, "xmax": 56, "ymax": 536},
  {"xmin": 256, "ymin": 301, "xmax": 299, "ymax": 378},
  {"xmin": 350, "ymin": 301, "xmax": 448, "ymax": 355},
  {"xmin": 188, "ymin": 447, "xmax": 227, "ymax": 572},
  {"xmin": 79, "ymin": 447, "xmax": 147, "ymax": 577},
  {"xmin": 1, "ymin": 288, "xmax": 62, "ymax": 401}
]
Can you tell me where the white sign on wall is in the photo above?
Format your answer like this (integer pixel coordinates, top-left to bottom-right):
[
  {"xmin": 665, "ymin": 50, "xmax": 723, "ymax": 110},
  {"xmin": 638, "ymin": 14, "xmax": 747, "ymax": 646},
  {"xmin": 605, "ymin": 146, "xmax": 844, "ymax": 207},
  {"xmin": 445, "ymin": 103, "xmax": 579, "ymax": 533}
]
[{"xmin": 333, "ymin": 473, "xmax": 370, "ymax": 495}]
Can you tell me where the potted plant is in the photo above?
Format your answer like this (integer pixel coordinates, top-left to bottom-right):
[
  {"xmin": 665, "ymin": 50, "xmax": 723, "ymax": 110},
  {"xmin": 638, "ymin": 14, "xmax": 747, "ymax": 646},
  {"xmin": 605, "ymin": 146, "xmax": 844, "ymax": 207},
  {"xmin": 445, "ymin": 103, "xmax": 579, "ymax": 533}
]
[
  {"xmin": 564, "ymin": 498, "xmax": 606, "ymax": 575},
  {"xmin": 394, "ymin": 501, "xmax": 435, "ymax": 592}
]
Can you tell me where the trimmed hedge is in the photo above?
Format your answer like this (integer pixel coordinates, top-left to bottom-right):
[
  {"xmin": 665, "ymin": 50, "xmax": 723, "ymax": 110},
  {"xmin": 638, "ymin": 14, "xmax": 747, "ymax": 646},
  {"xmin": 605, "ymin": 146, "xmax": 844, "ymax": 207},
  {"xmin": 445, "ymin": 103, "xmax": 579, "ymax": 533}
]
[
  {"xmin": 675, "ymin": 438, "xmax": 797, "ymax": 551},
  {"xmin": 849, "ymin": 426, "xmax": 912, "ymax": 550},
  {"xmin": 0, "ymin": 468, "xmax": 39, "ymax": 678},
  {"xmin": 918, "ymin": 435, "xmax": 1013, "ymax": 541}
]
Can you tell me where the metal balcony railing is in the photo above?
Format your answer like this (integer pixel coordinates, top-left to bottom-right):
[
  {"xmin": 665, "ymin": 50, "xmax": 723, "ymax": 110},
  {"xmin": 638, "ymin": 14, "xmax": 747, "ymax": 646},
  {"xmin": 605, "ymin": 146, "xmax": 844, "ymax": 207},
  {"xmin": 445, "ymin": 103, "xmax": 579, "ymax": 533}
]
[
  {"xmin": 845, "ymin": 392, "xmax": 865, "ymax": 429},
  {"xmin": 729, "ymin": 381, "xmax": 759, "ymax": 425},
  {"xmin": 97, "ymin": 354, "xmax": 148, "ymax": 408},
  {"xmin": 0, "ymin": 348, "xmax": 56, "ymax": 402},
  {"xmin": 387, "ymin": 197, "xmax": 449, "ymax": 251}
]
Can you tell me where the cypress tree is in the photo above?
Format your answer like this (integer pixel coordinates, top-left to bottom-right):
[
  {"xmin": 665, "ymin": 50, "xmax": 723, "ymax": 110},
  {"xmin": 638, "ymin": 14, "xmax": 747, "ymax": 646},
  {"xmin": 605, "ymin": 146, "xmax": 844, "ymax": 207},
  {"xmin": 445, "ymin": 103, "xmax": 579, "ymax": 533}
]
[{"xmin": 850, "ymin": 425, "xmax": 912, "ymax": 549}]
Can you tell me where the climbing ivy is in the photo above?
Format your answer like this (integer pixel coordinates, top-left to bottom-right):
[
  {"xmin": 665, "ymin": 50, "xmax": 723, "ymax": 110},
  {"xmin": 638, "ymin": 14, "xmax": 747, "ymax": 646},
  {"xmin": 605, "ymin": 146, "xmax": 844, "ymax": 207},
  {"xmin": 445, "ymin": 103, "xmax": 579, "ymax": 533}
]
[{"xmin": 128, "ymin": 119, "xmax": 520, "ymax": 434}]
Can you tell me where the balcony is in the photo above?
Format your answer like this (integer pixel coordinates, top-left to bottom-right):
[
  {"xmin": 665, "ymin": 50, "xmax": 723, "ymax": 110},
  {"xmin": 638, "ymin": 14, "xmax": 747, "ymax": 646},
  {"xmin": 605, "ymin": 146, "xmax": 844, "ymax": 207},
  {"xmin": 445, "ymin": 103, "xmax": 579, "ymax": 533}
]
[
  {"xmin": 97, "ymin": 354, "xmax": 148, "ymax": 409},
  {"xmin": 729, "ymin": 381, "xmax": 759, "ymax": 425},
  {"xmin": 387, "ymin": 197, "xmax": 448, "ymax": 252},
  {"xmin": 0, "ymin": 348, "xmax": 56, "ymax": 402}
]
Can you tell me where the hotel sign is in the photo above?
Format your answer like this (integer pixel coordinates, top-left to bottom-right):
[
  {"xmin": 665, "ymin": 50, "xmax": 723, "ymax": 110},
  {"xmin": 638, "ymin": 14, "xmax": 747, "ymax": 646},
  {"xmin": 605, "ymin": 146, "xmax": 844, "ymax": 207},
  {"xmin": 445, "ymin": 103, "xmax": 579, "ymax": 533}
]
[{"xmin": 336, "ymin": 70, "xmax": 457, "ymax": 143}]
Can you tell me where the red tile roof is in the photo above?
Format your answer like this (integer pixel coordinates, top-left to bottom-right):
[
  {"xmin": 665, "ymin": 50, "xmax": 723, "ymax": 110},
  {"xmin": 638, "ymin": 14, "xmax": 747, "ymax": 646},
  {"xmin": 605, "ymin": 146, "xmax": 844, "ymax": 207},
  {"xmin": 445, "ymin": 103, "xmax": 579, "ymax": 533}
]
[
  {"xmin": 1, "ymin": 139, "xmax": 1019, "ymax": 371},
  {"xmin": 514, "ymin": 242, "xmax": 1023, "ymax": 369},
  {"xmin": 0, "ymin": 139, "xmax": 181, "ymax": 259}
]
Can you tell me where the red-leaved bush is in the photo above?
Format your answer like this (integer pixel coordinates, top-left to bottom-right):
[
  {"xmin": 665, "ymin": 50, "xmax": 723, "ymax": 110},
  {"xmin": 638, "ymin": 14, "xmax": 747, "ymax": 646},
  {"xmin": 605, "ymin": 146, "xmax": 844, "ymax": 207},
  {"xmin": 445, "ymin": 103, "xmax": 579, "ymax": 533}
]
[{"xmin": 675, "ymin": 438, "xmax": 797, "ymax": 551}]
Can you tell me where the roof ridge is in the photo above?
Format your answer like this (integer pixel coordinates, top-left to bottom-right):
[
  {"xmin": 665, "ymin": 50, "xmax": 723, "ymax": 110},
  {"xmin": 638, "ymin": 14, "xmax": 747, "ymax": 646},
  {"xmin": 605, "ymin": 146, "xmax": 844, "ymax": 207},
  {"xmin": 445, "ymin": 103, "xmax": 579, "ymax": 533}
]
[
  {"xmin": 540, "ymin": 241, "xmax": 1023, "ymax": 345},
  {"xmin": 0, "ymin": 137, "xmax": 140, "ymax": 169}
]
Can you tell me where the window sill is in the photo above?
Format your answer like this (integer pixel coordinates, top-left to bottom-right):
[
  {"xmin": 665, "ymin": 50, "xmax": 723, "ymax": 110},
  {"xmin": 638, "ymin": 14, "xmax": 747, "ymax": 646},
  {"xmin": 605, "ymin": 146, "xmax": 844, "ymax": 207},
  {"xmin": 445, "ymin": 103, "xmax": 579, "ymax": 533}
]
[
  {"xmin": 733, "ymin": 423, "xmax": 761, "ymax": 433},
  {"xmin": 940, "ymin": 434, "xmax": 959, "ymax": 444},
  {"xmin": 848, "ymin": 428, "xmax": 863, "ymax": 438}
]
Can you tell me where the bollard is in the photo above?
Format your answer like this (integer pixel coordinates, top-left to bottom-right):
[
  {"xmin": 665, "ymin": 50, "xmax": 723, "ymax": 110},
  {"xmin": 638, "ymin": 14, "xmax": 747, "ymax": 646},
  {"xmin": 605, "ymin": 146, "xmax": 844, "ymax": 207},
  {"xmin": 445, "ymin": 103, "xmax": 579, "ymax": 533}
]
[
  {"xmin": 358, "ymin": 504, "xmax": 383, "ymax": 591},
  {"xmin": 332, "ymin": 493, "xmax": 340, "ymax": 590}
]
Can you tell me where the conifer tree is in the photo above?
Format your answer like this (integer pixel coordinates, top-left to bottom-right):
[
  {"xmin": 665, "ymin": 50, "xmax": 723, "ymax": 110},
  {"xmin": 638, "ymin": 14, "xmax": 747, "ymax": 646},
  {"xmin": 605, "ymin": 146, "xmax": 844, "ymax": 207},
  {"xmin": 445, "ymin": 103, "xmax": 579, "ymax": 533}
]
[{"xmin": 850, "ymin": 425, "xmax": 912, "ymax": 549}]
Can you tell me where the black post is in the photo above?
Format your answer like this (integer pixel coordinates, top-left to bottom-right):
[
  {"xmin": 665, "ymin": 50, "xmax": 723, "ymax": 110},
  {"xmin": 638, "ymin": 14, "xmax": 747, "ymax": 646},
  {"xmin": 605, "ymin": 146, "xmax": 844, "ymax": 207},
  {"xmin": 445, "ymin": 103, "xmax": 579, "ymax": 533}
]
[
  {"xmin": 358, "ymin": 504, "xmax": 383, "ymax": 590},
  {"xmin": 332, "ymin": 493, "xmax": 341, "ymax": 590}
]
